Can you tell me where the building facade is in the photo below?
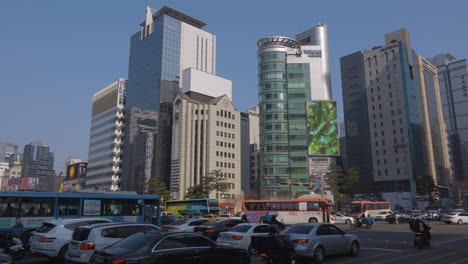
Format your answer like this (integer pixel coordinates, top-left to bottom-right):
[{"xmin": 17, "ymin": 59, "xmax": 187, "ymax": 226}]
[
  {"xmin": 240, "ymin": 107, "xmax": 260, "ymax": 197},
  {"xmin": 340, "ymin": 29, "xmax": 451, "ymax": 209},
  {"xmin": 22, "ymin": 142, "xmax": 55, "ymax": 179},
  {"xmin": 170, "ymin": 92, "xmax": 241, "ymax": 203},
  {"xmin": 122, "ymin": 6, "xmax": 216, "ymax": 191},
  {"xmin": 429, "ymin": 54, "xmax": 468, "ymax": 182},
  {"xmin": 86, "ymin": 79, "xmax": 126, "ymax": 191},
  {"xmin": 257, "ymin": 24, "xmax": 336, "ymax": 199}
]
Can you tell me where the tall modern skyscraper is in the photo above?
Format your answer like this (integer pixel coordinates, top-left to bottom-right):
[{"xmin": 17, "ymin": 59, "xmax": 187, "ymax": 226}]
[
  {"xmin": 22, "ymin": 141, "xmax": 55, "ymax": 178},
  {"xmin": 122, "ymin": 6, "xmax": 216, "ymax": 192},
  {"xmin": 429, "ymin": 54, "xmax": 468, "ymax": 182},
  {"xmin": 257, "ymin": 24, "xmax": 336, "ymax": 199},
  {"xmin": 340, "ymin": 29, "xmax": 451, "ymax": 209},
  {"xmin": 86, "ymin": 79, "xmax": 126, "ymax": 191}
]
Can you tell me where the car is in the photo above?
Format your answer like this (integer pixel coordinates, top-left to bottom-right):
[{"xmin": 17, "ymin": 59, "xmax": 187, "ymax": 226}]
[
  {"xmin": 89, "ymin": 231, "xmax": 250, "ymax": 264},
  {"xmin": 193, "ymin": 219, "xmax": 247, "ymax": 241},
  {"xmin": 163, "ymin": 219, "xmax": 210, "ymax": 232},
  {"xmin": 385, "ymin": 211, "xmax": 413, "ymax": 224},
  {"xmin": 374, "ymin": 211, "xmax": 393, "ymax": 221},
  {"xmin": 334, "ymin": 213, "xmax": 355, "ymax": 225},
  {"xmin": 442, "ymin": 212, "xmax": 468, "ymax": 224},
  {"xmin": 216, "ymin": 223, "xmax": 271, "ymax": 254},
  {"xmin": 285, "ymin": 223, "xmax": 359, "ymax": 263},
  {"xmin": 65, "ymin": 222, "xmax": 160, "ymax": 264},
  {"xmin": 29, "ymin": 218, "xmax": 112, "ymax": 261},
  {"xmin": 218, "ymin": 214, "xmax": 242, "ymax": 220}
]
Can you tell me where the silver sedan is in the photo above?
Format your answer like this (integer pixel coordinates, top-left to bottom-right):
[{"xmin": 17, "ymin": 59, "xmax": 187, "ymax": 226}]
[
  {"xmin": 334, "ymin": 213, "xmax": 355, "ymax": 224},
  {"xmin": 286, "ymin": 223, "xmax": 360, "ymax": 263}
]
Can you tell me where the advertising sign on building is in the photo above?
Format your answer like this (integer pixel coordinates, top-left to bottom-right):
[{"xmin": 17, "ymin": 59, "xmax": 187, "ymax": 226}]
[
  {"xmin": 65, "ymin": 162, "xmax": 88, "ymax": 181},
  {"xmin": 306, "ymin": 101, "xmax": 339, "ymax": 156}
]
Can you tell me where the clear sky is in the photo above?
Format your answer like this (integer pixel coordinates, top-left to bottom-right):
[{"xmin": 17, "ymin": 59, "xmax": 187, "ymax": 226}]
[{"xmin": 1, "ymin": 0, "xmax": 467, "ymax": 172}]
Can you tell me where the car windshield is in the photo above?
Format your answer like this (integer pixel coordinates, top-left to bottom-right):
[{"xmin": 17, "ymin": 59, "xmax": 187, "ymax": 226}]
[
  {"xmin": 378, "ymin": 212, "xmax": 387, "ymax": 214},
  {"xmin": 111, "ymin": 233, "xmax": 157, "ymax": 250},
  {"xmin": 286, "ymin": 225, "xmax": 315, "ymax": 235},
  {"xmin": 230, "ymin": 225, "xmax": 251, "ymax": 233}
]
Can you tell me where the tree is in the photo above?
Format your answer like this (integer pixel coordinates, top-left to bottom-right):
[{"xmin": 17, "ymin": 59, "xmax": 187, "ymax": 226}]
[
  {"xmin": 145, "ymin": 179, "xmax": 171, "ymax": 204},
  {"xmin": 415, "ymin": 174, "xmax": 436, "ymax": 208},
  {"xmin": 323, "ymin": 165, "xmax": 360, "ymax": 209},
  {"xmin": 185, "ymin": 169, "xmax": 228, "ymax": 199}
]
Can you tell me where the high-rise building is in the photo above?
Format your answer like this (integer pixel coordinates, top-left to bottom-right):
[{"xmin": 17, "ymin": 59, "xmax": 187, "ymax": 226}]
[
  {"xmin": 429, "ymin": 54, "xmax": 468, "ymax": 182},
  {"xmin": 122, "ymin": 6, "xmax": 216, "ymax": 191},
  {"xmin": 86, "ymin": 79, "xmax": 126, "ymax": 191},
  {"xmin": 257, "ymin": 24, "xmax": 337, "ymax": 199},
  {"xmin": 22, "ymin": 141, "xmax": 55, "ymax": 178},
  {"xmin": 170, "ymin": 91, "xmax": 241, "ymax": 203},
  {"xmin": 340, "ymin": 29, "xmax": 451, "ymax": 209},
  {"xmin": 240, "ymin": 107, "xmax": 260, "ymax": 197}
]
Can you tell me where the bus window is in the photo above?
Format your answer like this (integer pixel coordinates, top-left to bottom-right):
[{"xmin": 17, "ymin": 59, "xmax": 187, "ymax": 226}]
[
  {"xmin": 19, "ymin": 197, "xmax": 54, "ymax": 217},
  {"xmin": 0, "ymin": 197, "xmax": 21, "ymax": 216},
  {"xmin": 58, "ymin": 198, "xmax": 80, "ymax": 216},
  {"xmin": 102, "ymin": 199, "xmax": 140, "ymax": 216},
  {"xmin": 307, "ymin": 202, "xmax": 320, "ymax": 211}
]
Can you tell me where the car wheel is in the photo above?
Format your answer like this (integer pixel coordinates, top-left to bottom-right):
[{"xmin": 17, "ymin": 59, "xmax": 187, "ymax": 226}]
[
  {"xmin": 345, "ymin": 219, "xmax": 351, "ymax": 225},
  {"xmin": 313, "ymin": 246, "xmax": 324, "ymax": 263},
  {"xmin": 57, "ymin": 244, "xmax": 68, "ymax": 261},
  {"xmin": 308, "ymin": 218, "xmax": 318, "ymax": 223},
  {"xmin": 248, "ymin": 243, "xmax": 257, "ymax": 255},
  {"xmin": 457, "ymin": 219, "xmax": 463, "ymax": 225},
  {"xmin": 348, "ymin": 240, "xmax": 359, "ymax": 256}
]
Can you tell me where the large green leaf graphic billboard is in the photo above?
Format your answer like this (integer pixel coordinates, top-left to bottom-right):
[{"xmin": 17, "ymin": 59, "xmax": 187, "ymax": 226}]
[{"xmin": 307, "ymin": 101, "xmax": 339, "ymax": 156}]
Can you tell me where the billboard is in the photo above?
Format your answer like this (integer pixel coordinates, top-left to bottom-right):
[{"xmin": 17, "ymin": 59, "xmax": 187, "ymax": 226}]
[
  {"xmin": 306, "ymin": 101, "xmax": 339, "ymax": 156},
  {"xmin": 65, "ymin": 162, "xmax": 88, "ymax": 181}
]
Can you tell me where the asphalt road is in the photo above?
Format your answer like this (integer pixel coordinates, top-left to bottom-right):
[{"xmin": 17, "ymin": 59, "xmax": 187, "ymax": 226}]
[{"xmin": 15, "ymin": 221, "xmax": 468, "ymax": 264}]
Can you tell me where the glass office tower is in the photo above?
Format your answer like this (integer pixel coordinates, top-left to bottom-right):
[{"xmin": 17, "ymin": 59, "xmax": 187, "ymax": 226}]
[
  {"xmin": 257, "ymin": 24, "xmax": 334, "ymax": 199},
  {"xmin": 122, "ymin": 6, "xmax": 216, "ymax": 192}
]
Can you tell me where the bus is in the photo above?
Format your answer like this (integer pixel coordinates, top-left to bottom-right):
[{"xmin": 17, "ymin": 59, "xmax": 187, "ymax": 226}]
[
  {"xmin": 0, "ymin": 191, "xmax": 160, "ymax": 246},
  {"xmin": 348, "ymin": 200, "xmax": 391, "ymax": 217},
  {"xmin": 242, "ymin": 197, "xmax": 335, "ymax": 225},
  {"xmin": 165, "ymin": 198, "xmax": 220, "ymax": 219}
]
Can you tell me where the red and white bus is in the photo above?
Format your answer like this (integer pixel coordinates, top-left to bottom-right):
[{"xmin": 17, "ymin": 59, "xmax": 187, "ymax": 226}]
[
  {"xmin": 241, "ymin": 197, "xmax": 335, "ymax": 225},
  {"xmin": 348, "ymin": 200, "xmax": 391, "ymax": 217}
]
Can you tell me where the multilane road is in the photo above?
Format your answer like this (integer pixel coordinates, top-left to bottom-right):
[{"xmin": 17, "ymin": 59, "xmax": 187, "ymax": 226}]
[{"xmin": 16, "ymin": 221, "xmax": 468, "ymax": 264}]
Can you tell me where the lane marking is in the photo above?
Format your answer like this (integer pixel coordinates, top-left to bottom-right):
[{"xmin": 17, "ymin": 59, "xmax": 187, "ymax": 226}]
[
  {"xmin": 373, "ymin": 248, "xmax": 445, "ymax": 264},
  {"xmin": 452, "ymin": 257, "xmax": 468, "ymax": 264},
  {"xmin": 413, "ymin": 252, "xmax": 457, "ymax": 264},
  {"xmin": 432, "ymin": 236, "xmax": 468, "ymax": 245},
  {"xmin": 361, "ymin": 247, "xmax": 402, "ymax": 252}
]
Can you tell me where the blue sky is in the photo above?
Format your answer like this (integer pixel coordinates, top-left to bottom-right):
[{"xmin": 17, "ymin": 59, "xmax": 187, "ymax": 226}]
[{"xmin": 1, "ymin": 0, "xmax": 467, "ymax": 172}]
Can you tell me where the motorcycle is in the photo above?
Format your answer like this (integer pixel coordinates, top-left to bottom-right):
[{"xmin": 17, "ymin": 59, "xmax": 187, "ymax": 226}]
[
  {"xmin": 350, "ymin": 217, "xmax": 373, "ymax": 229},
  {"xmin": 251, "ymin": 228, "xmax": 295, "ymax": 264},
  {"xmin": 0, "ymin": 233, "xmax": 25, "ymax": 261},
  {"xmin": 413, "ymin": 231, "xmax": 430, "ymax": 249}
]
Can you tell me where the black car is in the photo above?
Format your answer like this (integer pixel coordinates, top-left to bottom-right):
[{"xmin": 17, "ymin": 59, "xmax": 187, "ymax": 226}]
[
  {"xmin": 193, "ymin": 219, "xmax": 247, "ymax": 241},
  {"xmin": 90, "ymin": 231, "xmax": 250, "ymax": 264}
]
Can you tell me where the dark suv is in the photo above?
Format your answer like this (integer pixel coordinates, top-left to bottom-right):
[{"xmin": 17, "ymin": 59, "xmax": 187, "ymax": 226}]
[
  {"xmin": 193, "ymin": 219, "xmax": 246, "ymax": 241},
  {"xmin": 385, "ymin": 211, "xmax": 414, "ymax": 224}
]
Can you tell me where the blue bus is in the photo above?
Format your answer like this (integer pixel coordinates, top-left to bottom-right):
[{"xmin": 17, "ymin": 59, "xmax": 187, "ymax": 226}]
[{"xmin": 0, "ymin": 191, "xmax": 160, "ymax": 246}]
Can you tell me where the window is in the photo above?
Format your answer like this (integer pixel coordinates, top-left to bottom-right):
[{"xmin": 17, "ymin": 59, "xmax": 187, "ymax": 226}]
[
  {"xmin": 397, "ymin": 168, "xmax": 400, "ymax": 175},
  {"xmin": 155, "ymin": 235, "xmax": 190, "ymax": 250}
]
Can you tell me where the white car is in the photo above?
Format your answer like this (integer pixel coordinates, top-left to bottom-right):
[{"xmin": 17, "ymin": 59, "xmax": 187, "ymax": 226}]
[
  {"xmin": 29, "ymin": 218, "xmax": 111, "ymax": 261},
  {"xmin": 334, "ymin": 213, "xmax": 355, "ymax": 225},
  {"xmin": 65, "ymin": 222, "xmax": 159, "ymax": 264},
  {"xmin": 163, "ymin": 219, "xmax": 209, "ymax": 232},
  {"xmin": 442, "ymin": 212, "xmax": 468, "ymax": 224},
  {"xmin": 375, "ymin": 211, "xmax": 393, "ymax": 221},
  {"xmin": 216, "ymin": 223, "xmax": 271, "ymax": 254}
]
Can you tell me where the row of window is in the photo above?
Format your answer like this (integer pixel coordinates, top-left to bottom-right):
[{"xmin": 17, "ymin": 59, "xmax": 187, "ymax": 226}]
[
  {"xmin": 377, "ymin": 156, "xmax": 402, "ymax": 165},
  {"xmin": 215, "ymin": 141, "xmax": 235, "ymax": 148},
  {"xmin": 216, "ymin": 121, "xmax": 235, "ymax": 129},
  {"xmin": 377, "ymin": 168, "xmax": 401, "ymax": 176},
  {"xmin": 216, "ymin": 110, "xmax": 235, "ymax": 120},
  {"xmin": 216, "ymin": 130, "xmax": 235, "ymax": 139},
  {"xmin": 218, "ymin": 172, "xmax": 236, "ymax": 179},
  {"xmin": 372, "ymin": 111, "xmax": 402, "ymax": 120},
  {"xmin": 367, "ymin": 51, "xmax": 396, "ymax": 68},
  {"xmin": 372, "ymin": 119, "xmax": 403, "ymax": 128},
  {"xmin": 215, "ymin": 161, "xmax": 236, "ymax": 169},
  {"xmin": 375, "ymin": 145, "xmax": 404, "ymax": 156},
  {"xmin": 371, "ymin": 100, "xmax": 400, "ymax": 111},
  {"xmin": 215, "ymin": 151, "xmax": 235, "ymax": 159}
]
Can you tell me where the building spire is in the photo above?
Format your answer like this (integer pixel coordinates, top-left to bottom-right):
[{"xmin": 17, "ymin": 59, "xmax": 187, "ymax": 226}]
[{"xmin": 141, "ymin": 6, "xmax": 154, "ymax": 39}]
